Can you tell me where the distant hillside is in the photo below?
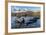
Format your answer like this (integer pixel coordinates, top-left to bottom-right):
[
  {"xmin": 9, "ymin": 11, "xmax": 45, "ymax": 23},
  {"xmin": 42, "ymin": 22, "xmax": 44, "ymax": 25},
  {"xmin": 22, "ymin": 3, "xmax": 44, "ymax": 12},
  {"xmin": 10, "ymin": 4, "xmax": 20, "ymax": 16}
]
[{"xmin": 11, "ymin": 11, "xmax": 40, "ymax": 17}]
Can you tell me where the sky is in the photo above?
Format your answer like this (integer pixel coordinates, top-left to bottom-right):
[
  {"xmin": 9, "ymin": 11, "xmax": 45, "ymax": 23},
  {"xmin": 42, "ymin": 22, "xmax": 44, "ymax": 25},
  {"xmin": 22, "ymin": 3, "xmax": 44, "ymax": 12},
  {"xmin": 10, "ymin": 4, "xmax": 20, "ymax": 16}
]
[{"xmin": 11, "ymin": 6, "xmax": 40, "ymax": 13}]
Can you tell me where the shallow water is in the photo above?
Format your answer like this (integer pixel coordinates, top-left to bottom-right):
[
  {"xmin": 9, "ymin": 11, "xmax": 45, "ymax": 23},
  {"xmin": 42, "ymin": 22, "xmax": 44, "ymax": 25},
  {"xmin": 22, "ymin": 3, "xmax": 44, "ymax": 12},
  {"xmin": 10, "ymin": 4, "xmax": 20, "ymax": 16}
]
[{"xmin": 11, "ymin": 16, "xmax": 40, "ymax": 29}]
